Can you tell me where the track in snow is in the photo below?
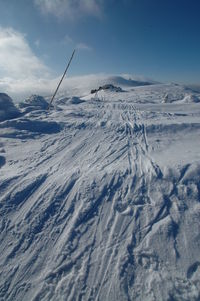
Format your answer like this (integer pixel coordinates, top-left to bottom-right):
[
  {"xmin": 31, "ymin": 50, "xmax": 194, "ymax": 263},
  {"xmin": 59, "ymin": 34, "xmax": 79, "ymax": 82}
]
[{"xmin": 0, "ymin": 89, "xmax": 200, "ymax": 301}]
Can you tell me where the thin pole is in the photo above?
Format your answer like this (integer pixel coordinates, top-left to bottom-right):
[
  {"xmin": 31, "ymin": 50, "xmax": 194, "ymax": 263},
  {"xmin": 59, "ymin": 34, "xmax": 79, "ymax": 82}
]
[{"xmin": 48, "ymin": 49, "xmax": 76, "ymax": 109}]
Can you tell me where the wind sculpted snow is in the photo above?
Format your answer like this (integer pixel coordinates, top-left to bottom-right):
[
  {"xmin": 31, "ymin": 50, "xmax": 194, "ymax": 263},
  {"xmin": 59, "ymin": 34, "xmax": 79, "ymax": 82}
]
[{"xmin": 0, "ymin": 84, "xmax": 200, "ymax": 301}]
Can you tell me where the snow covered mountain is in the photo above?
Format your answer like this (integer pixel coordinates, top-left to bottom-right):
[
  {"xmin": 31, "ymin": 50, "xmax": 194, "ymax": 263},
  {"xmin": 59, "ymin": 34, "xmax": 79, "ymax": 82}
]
[{"xmin": 0, "ymin": 81, "xmax": 200, "ymax": 301}]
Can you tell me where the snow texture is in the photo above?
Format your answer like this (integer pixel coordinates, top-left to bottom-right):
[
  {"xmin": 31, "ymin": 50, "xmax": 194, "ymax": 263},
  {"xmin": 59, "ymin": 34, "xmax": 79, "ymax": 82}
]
[
  {"xmin": 0, "ymin": 81, "xmax": 200, "ymax": 301},
  {"xmin": 69, "ymin": 96, "xmax": 86, "ymax": 104},
  {"xmin": 19, "ymin": 95, "xmax": 49, "ymax": 112}
]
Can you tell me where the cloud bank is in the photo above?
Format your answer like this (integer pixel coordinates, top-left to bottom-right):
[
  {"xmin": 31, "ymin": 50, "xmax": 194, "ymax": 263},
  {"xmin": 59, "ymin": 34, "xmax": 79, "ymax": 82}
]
[
  {"xmin": 0, "ymin": 27, "xmax": 54, "ymax": 101},
  {"xmin": 34, "ymin": 0, "xmax": 103, "ymax": 20},
  {"xmin": 0, "ymin": 27, "xmax": 50, "ymax": 79}
]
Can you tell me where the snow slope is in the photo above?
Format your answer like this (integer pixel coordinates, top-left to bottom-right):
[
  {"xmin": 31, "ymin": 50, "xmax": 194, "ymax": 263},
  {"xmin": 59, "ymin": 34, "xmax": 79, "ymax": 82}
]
[{"xmin": 0, "ymin": 83, "xmax": 200, "ymax": 301}]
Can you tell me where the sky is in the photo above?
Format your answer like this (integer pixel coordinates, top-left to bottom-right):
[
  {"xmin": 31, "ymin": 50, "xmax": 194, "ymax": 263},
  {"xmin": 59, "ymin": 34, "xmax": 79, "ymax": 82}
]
[{"xmin": 0, "ymin": 0, "xmax": 200, "ymax": 100}]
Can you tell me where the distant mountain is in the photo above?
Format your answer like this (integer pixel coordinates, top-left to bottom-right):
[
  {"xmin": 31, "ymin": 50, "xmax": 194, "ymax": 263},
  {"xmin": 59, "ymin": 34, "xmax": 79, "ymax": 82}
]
[{"xmin": 106, "ymin": 75, "xmax": 156, "ymax": 87}]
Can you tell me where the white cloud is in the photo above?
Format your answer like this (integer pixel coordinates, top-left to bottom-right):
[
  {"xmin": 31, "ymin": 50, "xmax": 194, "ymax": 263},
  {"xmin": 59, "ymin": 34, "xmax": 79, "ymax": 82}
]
[
  {"xmin": 34, "ymin": 0, "xmax": 103, "ymax": 20},
  {"xmin": 0, "ymin": 77, "xmax": 55, "ymax": 101},
  {"xmin": 0, "ymin": 27, "xmax": 54, "ymax": 101},
  {"xmin": 0, "ymin": 27, "xmax": 50, "ymax": 79}
]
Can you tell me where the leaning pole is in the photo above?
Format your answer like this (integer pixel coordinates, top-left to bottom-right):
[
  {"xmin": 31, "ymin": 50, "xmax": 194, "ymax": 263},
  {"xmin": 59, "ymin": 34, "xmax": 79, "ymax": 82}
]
[{"xmin": 48, "ymin": 49, "xmax": 76, "ymax": 110}]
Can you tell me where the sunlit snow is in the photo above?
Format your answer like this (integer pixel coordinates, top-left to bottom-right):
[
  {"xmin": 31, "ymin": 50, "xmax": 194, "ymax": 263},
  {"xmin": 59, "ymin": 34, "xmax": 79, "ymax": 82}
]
[{"xmin": 0, "ymin": 78, "xmax": 200, "ymax": 301}]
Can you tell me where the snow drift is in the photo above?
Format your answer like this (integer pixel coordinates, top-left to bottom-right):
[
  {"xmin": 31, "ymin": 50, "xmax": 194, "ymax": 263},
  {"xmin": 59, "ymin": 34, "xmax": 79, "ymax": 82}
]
[
  {"xmin": 19, "ymin": 95, "xmax": 49, "ymax": 112},
  {"xmin": 0, "ymin": 93, "xmax": 20, "ymax": 121}
]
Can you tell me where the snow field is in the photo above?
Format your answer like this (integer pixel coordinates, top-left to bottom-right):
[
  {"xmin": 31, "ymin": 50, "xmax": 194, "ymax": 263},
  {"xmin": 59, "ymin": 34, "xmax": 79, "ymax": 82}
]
[{"xmin": 0, "ymin": 83, "xmax": 200, "ymax": 300}]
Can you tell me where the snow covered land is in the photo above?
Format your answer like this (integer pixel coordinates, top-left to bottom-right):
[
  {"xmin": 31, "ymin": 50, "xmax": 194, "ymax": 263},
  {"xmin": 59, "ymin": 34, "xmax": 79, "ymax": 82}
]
[{"xmin": 0, "ymin": 77, "xmax": 200, "ymax": 301}]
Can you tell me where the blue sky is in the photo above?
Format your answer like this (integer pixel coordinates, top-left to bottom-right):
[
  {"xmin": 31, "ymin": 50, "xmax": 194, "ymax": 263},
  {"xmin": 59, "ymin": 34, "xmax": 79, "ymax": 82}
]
[{"xmin": 0, "ymin": 0, "xmax": 200, "ymax": 99}]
